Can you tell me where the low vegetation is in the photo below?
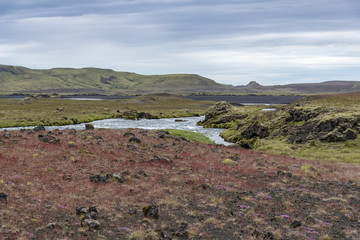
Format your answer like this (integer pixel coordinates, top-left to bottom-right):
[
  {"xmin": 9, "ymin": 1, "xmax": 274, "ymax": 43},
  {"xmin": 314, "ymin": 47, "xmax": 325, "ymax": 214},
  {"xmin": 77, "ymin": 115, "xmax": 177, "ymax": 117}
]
[
  {"xmin": 0, "ymin": 128, "xmax": 359, "ymax": 239},
  {"xmin": 165, "ymin": 129, "xmax": 215, "ymax": 144},
  {"xmin": 0, "ymin": 94, "xmax": 214, "ymax": 128},
  {"xmin": 199, "ymin": 92, "xmax": 360, "ymax": 163}
]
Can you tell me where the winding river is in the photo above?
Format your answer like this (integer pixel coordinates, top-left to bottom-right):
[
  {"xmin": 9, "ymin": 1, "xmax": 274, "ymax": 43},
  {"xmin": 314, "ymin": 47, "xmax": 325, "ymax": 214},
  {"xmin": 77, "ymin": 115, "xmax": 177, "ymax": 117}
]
[{"xmin": 1, "ymin": 116, "xmax": 232, "ymax": 145}]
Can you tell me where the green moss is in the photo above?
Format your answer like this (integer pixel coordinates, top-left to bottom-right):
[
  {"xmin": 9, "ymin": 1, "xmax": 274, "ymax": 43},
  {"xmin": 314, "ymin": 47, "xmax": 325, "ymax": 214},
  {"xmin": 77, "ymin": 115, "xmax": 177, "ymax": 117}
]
[
  {"xmin": 256, "ymin": 138, "xmax": 360, "ymax": 163},
  {"xmin": 220, "ymin": 129, "xmax": 243, "ymax": 143},
  {"xmin": 165, "ymin": 129, "xmax": 215, "ymax": 144}
]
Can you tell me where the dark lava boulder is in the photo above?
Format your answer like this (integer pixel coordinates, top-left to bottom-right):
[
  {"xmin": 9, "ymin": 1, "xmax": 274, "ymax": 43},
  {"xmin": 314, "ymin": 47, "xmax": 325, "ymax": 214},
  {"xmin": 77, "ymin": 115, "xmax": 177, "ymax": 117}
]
[
  {"xmin": 33, "ymin": 126, "xmax": 46, "ymax": 132},
  {"xmin": 286, "ymin": 109, "xmax": 320, "ymax": 122},
  {"xmin": 128, "ymin": 136, "xmax": 141, "ymax": 143},
  {"xmin": 319, "ymin": 128, "xmax": 347, "ymax": 142},
  {"xmin": 143, "ymin": 205, "xmax": 159, "ymax": 219},
  {"xmin": 85, "ymin": 124, "xmax": 94, "ymax": 130},
  {"xmin": 90, "ymin": 174, "xmax": 109, "ymax": 183},
  {"xmin": 0, "ymin": 192, "xmax": 7, "ymax": 202},
  {"xmin": 38, "ymin": 134, "xmax": 60, "ymax": 144},
  {"xmin": 241, "ymin": 122, "xmax": 269, "ymax": 139},
  {"xmin": 344, "ymin": 128, "xmax": 357, "ymax": 140}
]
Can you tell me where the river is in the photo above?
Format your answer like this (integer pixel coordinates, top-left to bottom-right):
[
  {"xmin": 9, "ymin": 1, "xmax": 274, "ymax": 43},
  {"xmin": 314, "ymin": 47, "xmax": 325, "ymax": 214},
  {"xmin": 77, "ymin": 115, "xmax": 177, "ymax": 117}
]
[{"xmin": 0, "ymin": 116, "xmax": 232, "ymax": 145}]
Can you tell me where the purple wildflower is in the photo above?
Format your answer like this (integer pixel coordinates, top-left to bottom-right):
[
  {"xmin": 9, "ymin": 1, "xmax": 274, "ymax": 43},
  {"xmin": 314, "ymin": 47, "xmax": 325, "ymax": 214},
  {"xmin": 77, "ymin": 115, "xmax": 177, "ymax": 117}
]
[
  {"xmin": 280, "ymin": 215, "xmax": 290, "ymax": 218},
  {"xmin": 323, "ymin": 222, "xmax": 333, "ymax": 227},
  {"xmin": 74, "ymin": 222, "xmax": 80, "ymax": 226},
  {"xmin": 27, "ymin": 232, "xmax": 34, "ymax": 238},
  {"xmin": 58, "ymin": 204, "xmax": 66, "ymax": 209},
  {"xmin": 118, "ymin": 227, "xmax": 129, "ymax": 231},
  {"xmin": 237, "ymin": 213, "xmax": 242, "ymax": 217},
  {"xmin": 265, "ymin": 195, "xmax": 272, "ymax": 199},
  {"xmin": 239, "ymin": 205, "xmax": 251, "ymax": 208}
]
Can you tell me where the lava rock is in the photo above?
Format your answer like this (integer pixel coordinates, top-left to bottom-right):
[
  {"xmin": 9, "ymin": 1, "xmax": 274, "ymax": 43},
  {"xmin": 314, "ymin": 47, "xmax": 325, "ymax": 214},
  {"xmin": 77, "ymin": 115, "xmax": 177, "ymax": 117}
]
[
  {"xmin": 85, "ymin": 124, "xmax": 94, "ymax": 130},
  {"xmin": 76, "ymin": 206, "xmax": 89, "ymax": 216},
  {"xmin": 84, "ymin": 219, "xmax": 100, "ymax": 230},
  {"xmin": 109, "ymin": 173, "xmax": 125, "ymax": 183},
  {"xmin": 90, "ymin": 174, "xmax": 109, "ymax": 183},
  {"xmin": 0, "ymin": 192, "xmax": 7, "ymax": 202},
  {"xmin": 344, "ymin": 128, "xmax": 357, "ymax": 140},
  {"xmin": 241, "ymin": 123, "xmax": 269, "ymax": 139},
  {"xmin": 33, "ymin": 126, "xmax": 46, "ymax": 132},
  {"xmin": 290, "ymin": 220, "xmax": 302, "ymax": 229},
  {"xmin": 277, "ymin": 170, "xmax": 293, "ymax": 177},
  {"xmin": 124, "ymin": 132, "xmax": 135, "ymax": 137},
  {"xmin": 38, "ymin": 134, "xmax": 60, "ymax": 144},
  {"xmin": 128, "ymin": 136, "xmax": 141, "ymax": 143},
  {"xmin": 152, "ymin": 155, "xmax": 173, "ymax": 164},
  {"xmin": 143, "ymin": 205, "xmax": 159, "ymax": 219},
  {"xmin": 320, "ymin": 129, "xmax": 347, "ymax": 142}
]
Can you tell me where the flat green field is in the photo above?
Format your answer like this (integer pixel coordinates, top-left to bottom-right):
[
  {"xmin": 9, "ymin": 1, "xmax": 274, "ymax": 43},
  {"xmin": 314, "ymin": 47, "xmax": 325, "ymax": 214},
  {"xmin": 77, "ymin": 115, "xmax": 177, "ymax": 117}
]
[{"xmin": 0, "ymin": 94, "xmax": 214, "ymax": 128}]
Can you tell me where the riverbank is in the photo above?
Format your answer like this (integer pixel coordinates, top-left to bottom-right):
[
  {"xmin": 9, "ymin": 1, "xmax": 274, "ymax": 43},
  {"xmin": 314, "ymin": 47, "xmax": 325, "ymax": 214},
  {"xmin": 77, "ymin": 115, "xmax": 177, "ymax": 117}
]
[
  {"xmin": 1, "ymin": 116, "xmax": 230, "ymax": 145},
  {"xmin": 0, "ymin": 128, "xmax": 359, "ymax": 239}
]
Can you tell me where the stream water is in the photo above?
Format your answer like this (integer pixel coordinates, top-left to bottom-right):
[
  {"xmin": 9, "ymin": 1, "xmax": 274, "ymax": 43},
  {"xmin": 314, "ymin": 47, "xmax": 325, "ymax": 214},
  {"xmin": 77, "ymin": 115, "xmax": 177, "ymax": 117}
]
[{"xmin": 1, "ymin": 116, "xmax": 232, "ymax": 145}]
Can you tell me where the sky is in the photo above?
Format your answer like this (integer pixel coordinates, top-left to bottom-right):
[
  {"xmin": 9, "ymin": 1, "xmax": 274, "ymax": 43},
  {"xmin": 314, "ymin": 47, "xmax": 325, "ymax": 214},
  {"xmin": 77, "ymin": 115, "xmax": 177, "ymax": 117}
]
[{"xmin": 0, "ymin": 0, "xmax": 360, "ymax": 86}]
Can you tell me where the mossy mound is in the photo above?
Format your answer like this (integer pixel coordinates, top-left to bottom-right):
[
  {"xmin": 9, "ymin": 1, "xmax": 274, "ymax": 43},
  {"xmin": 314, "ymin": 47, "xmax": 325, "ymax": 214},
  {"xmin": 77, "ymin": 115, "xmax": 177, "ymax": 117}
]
[{"xmin": 199, "ymin": 93, "xmax": 360, "ymax": 162}]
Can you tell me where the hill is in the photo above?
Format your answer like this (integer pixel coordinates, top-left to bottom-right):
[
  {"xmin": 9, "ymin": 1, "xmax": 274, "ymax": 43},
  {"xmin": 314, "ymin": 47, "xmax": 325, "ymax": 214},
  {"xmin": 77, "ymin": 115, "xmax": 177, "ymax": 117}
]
[
  {"xmin": 1, "ymin": 64, "xmax": 360, "ymax": 95},
  {"xmin": 0, "ymin": 65, "xmax": 231, "ymax": 95}
]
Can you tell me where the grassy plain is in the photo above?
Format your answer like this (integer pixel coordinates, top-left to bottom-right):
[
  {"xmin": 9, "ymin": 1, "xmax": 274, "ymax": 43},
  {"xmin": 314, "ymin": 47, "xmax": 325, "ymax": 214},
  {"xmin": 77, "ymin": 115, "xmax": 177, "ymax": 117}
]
[{"xmin": 0, "ymin": 94, "xmax": 214, "ymax": 128}]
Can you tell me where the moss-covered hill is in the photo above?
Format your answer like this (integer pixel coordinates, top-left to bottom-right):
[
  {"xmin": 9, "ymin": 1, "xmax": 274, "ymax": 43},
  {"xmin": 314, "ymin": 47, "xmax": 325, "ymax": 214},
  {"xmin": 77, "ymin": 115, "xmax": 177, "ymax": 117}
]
[
  {"xmin": 199, "ymin": 92, "xmax": 360, "ymax": 163},
  {"xmin": 0, "ymin": 65, "xmax": 231, "ymax": 95}
]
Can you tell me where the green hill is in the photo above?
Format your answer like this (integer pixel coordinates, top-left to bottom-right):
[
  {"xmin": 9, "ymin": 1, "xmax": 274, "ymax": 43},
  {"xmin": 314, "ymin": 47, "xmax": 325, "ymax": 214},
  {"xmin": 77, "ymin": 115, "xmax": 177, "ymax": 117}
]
[{"xmin": 0, "ymin": 65, "xmax": 230, "ymax": 94}]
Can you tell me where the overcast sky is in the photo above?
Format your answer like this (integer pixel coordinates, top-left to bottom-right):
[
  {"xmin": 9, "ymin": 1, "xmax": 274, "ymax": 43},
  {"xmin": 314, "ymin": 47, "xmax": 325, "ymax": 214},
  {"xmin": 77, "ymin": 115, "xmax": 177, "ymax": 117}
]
[{"xmin": 1, "ymin": 0, "xmax": 360, "ymax": 85}]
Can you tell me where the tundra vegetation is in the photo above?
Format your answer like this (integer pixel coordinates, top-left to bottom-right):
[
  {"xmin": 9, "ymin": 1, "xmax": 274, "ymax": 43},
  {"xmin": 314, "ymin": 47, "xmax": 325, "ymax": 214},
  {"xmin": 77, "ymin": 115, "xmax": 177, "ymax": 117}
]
[
  {"xmin": 199, "ymin": 92, "xmax": 360, "ymax": 163},
  {"xmin": 0, "ymin": 94, "xmax": 214, "ymax": 128},
  {"xmin": 0, "ymin": 128, "xmax": 359, "ymax": 239}
]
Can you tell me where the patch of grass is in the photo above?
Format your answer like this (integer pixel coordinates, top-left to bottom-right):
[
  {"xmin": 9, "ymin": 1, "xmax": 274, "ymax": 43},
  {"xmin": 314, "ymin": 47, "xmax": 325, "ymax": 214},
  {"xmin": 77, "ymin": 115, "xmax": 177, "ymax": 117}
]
[
  {"xmin": 256, "ymin": 138, "xmax": 360, "ymax": 163},
  {"xmin": 0, "ymin": 94, "xmax": 214, "ymax": 128},
  {"xmin": 165, "ymin": 129, "xmax": 215, "ymax": 144}
]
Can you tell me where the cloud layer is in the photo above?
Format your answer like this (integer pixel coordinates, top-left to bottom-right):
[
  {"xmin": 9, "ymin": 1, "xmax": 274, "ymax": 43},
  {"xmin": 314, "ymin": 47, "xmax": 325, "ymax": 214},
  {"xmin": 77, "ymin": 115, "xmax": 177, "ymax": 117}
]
[{"xmin": 0, "ymin": 0, "xmax": 360, "ymax": 85}]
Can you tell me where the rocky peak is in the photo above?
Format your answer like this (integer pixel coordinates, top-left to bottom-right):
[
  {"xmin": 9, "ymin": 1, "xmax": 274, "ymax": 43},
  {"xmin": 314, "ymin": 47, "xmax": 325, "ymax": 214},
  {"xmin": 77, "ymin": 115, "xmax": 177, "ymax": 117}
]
[{"xmin": 246, "ymin": 81, "xmax": 262, "ymax": 88}]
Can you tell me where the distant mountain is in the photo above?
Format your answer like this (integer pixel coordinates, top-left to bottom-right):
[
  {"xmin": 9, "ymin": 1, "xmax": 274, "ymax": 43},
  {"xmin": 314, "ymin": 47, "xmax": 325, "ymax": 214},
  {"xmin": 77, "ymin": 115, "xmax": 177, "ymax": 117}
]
[
  {"xmin": 236, "ymin": 80, "xmax": 360, "ymax": 94},
  {"xmin": 0, "ymin": 65, "xmax": 232, "ymax": 94},
  {"xmin": 0, "ymin": 64, "xmax": 359, "ymax": 95}
]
